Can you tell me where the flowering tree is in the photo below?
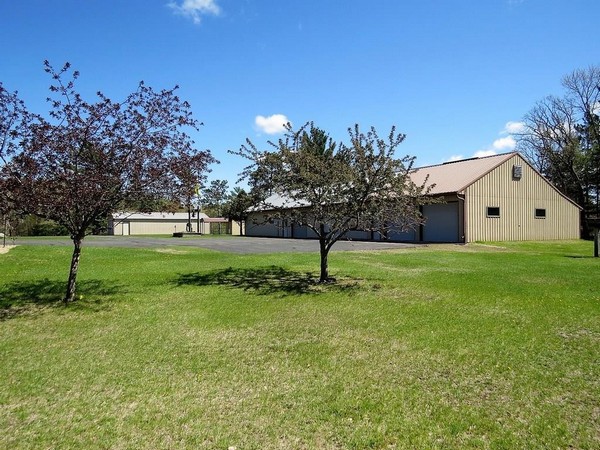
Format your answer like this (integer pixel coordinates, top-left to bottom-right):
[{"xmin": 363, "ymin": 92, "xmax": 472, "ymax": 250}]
[
  {"xmin": 0, "ymin": 81, "xmax": 30, "ymax": 218},
  {"xmin": 0, "ymin": 62, "xmax": 216, "ymax": 302},
  {"xmin": 233, "ymin": 123, "xmax": 433, "ymax": 282}
]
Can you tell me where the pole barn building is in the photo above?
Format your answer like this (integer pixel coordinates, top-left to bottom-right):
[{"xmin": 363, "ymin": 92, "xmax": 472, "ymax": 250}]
[
  {"xmin": 409, "ymin": 152, "xmax": 580, "ymax": 242},
  {"xmin": 245, "ymin": 152, "xmax": 581, "ymax": 243},
  {"xmin": 109, "ymin": 212, "xmax": 210, "ymax": 235}
]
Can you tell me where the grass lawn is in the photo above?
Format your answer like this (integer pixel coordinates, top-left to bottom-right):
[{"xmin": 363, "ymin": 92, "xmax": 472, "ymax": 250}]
[{"xmin": 1, "ymin": 240, "xmax": 598, "ymax": 449}]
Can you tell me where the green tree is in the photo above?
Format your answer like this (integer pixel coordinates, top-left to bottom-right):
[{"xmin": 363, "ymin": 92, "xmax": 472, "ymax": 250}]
[
  {"xmin": 201, "ymin": 179, "xmax": 229, "ymax": 216},
  {"xmin": 222, "ymin": 187, "xmax": 254, "ymax": 235},
  {"xmin": 232, "ymin": 123, "xmax": 433, "ymax": 282}
]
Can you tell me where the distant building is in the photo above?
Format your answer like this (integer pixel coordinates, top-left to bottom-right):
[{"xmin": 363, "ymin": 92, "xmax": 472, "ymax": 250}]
[
  {"xmin": 109, "ymin": 212, "xmax": 243, "ymax": 236},
  {"xmin": 109, "ymin": 212, "xmax": 209, "ymax": 235},
  {"xmin": 246, "ymin": 152, "xmax": 581, "ymax": 243}
]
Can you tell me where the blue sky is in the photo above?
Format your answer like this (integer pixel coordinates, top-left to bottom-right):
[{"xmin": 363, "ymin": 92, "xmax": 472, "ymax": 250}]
[{"xmin": 2, "ymin": 0, "xmax": 599, "ymax": 188}]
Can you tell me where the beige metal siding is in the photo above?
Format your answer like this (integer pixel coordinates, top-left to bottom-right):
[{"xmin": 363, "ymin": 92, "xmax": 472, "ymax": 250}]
[
  {"xmin": 112, "ymin": 222, "xmax": 124, "ymax": 235},
  {"xmin": 465, "ymin": 155, "xmax": 579, "ymax": 241},
  {"xmin": 113, "ymin": 219, "xmax": 209, "ymax": 235},
  {"xmin": 112, "ymin": 221, "xmax": 135, "ymax": 235},
  {"xmin": 230, "ymin": 221, "xmax": 244, "ymax": 236},
  {"xmin": 130, "ymin": 219, "xmax": 191, "ymax": 235}
]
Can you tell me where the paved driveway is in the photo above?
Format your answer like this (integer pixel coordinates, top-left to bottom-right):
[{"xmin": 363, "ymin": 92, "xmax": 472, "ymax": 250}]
[{"xmin": 14, "ymin": 236, "xmax": 417, "ymax": 254}]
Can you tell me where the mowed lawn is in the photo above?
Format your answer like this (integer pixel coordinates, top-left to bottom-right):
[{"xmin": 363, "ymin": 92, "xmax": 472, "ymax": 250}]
[{"xmin": 1, "ymin": 240, "xmax": 598, "ymax": 449}]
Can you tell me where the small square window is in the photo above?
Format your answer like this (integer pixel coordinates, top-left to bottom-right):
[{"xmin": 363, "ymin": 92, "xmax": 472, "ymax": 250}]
[
  {"xmin": 487, "ymin": 207, "xmax": 500, "ymax": 217},
  {"xmin": 535, "ymin": 208, "xmax": 546, "ymax": 219}
]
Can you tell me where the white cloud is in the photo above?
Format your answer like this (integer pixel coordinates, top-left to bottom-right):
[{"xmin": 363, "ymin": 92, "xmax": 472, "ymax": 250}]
[
  {"xmin": 473, "ymin": 150, "xmax": 498, "ymax": 158},
  {"xmin": 168, "ymin": 0, "xmax": 220, "ymax": 24},
  {"xmin": 503, "ymin": 121, "xmax": 525, "ymax": 134},
  {"xmin": 443, "ymin": 120, "xmax": 524, "ymax": 163},
  {"xmin": 255, "ymin": 114, "xmax": 290, "ymax": 135},
  {"xmin": 474, "ymin": 121, "xmax": 521, "ymax": 157},
  {"xmin": 492, "ymin": 136, "xmax": 516, "ymax": 151}
]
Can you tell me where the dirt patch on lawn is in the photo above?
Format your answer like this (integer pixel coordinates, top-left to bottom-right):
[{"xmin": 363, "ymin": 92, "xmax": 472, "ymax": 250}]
[
  {"xmin": 0, "ymin": 245, "xmax": 16, "ymax": 254},
  {"xmin": 419, "ymin": 243, "xmax": 509, "ymax": 252},
  {"xmin": 155, "ymin": 248, "xmax": 189, "ymax": 255}
]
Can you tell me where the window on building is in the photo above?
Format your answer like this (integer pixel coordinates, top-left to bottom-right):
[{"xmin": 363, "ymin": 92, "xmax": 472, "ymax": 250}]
[
  {"xmin": 487, "ymin": 207, "xmax": 500, "ymax": 217},
  {"xmin": 535, "ymin": 208, "xmax": 546, "ymax": 219}
]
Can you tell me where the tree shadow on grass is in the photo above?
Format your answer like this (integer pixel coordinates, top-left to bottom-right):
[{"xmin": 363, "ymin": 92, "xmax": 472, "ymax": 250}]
[
  {"xmin": 0, "ymin": 278, "xmax": 126, "ymax": 320},
  {"xmin": 174, "ymin": 265, "xmax": 361, "ymax": 297}
]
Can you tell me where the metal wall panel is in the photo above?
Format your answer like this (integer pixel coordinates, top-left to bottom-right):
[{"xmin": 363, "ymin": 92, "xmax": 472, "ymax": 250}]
[
  {"xmin": 385, "ymin": 228, "xmax": 417, "ymax": 242},
  {"xmin": 344, "ymin": 230, "xmax": 372, "ymax": 240},
  {"xmin": 130, "ymin": 220, "xmax": 190, "ymax": 235},
  {"xmin": 111, "ymin": 219, "xmax": 209, "ymax": 235},
  {"xmin": 422, "ymin": 202, "xmax": 460, "ymax": 242},
  {"xmin": 245, "ymin": 213, "xmax": 282, "ymax": 237},
  {"xmin": 465, "ymin": 155, "xmax": 580, "ymax": 242}
]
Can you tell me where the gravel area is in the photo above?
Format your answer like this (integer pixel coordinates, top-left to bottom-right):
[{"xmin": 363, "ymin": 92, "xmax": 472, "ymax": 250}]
[{"xmin": 14, "ymin": 236, "xmax": 418, "ymax": 254}]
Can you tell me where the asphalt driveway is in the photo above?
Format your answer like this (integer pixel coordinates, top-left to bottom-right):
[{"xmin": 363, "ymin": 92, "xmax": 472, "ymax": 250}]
[{"xmin": 14, "ymin": 235, "xmax": 417, "ymax": 254}]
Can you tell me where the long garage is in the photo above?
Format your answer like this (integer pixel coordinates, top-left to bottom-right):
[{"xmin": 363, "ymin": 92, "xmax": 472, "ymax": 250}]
[{"xmin": 246, "ymin": 152, "xmax": 580, "ymax": 243}]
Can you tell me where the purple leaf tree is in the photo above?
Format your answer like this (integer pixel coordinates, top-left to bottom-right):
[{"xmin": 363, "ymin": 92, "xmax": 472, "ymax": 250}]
[{"xmin": 0, "ymin": 62, "xmax": 216, "ymax": 302}]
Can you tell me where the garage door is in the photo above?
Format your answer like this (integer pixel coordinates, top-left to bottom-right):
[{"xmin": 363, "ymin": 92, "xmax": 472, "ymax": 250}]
[{"xmin": 422, "ymin": 203, "xmax": 459, "ymax": 242}]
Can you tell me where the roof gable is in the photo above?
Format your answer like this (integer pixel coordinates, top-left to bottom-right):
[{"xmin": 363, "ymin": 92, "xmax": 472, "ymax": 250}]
[
  {"xmin": 411, "ymin": 152, "xmax": 580, "ymax": 209},
  {"xmin": 410, "ymin": 152, "xmax": 516, "ymax": 195}
]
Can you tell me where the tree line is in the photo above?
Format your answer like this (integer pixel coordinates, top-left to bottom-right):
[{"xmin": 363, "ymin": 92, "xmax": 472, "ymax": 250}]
[{"xmin": 517, "ymin": 65, "xmax": 600, "ymax": 237}]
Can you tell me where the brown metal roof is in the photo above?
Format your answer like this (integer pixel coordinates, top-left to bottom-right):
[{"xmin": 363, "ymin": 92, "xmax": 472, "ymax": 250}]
[
  {"xmin": 112, "ymin": 212, "xmax": 209, "ymax": 220},
  {"xmin": 410, "ymin": 152, "xmax": 516, "ymax": 195},
  {"xmin": 200, "ymin": 217, "xmax": 229, "ymax": 223}
]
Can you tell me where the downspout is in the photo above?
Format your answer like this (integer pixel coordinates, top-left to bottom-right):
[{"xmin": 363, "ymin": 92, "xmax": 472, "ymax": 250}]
[
  {"xmin": 418, "ymin": 205, "xmax": 424, "ymax": 242},
  {"xmin": 458, "ymin": 193, "xmax": 467, "ymax": 243}
]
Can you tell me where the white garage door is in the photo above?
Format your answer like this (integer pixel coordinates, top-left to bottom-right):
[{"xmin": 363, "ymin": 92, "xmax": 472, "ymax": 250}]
[{"xmin": 422, "ymin": 203, "xmax": 459, "ymax": 242}]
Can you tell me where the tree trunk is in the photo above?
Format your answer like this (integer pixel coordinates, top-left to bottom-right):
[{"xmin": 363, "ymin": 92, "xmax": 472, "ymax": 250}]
[
  {"xmin": 64, "ymin": 237, "xmax": 83, "ymax": 303},
  {"xmin": 319, "ymin": 235, "xmax": 329, "ymax": 283},
  {"xmin": 581, "ymin": 208, "xmax": 590, "ymax": 239}
]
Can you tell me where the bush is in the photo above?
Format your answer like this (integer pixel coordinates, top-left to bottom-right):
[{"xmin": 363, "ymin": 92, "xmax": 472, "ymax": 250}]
[{"xmin": 30, "ymin": 220, "xmax": 69, "ymax": 236}]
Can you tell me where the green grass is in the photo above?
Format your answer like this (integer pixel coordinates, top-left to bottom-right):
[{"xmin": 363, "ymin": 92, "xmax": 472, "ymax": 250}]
[{"xmin": 1, "ymin": 241, "xmax": 599, "ymax": 449}]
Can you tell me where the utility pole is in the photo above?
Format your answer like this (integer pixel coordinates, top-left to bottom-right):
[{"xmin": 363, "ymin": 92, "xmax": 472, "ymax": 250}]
[{"xmin": 197, "ymin": 205, "xmax": 201, "ymax": 234}]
